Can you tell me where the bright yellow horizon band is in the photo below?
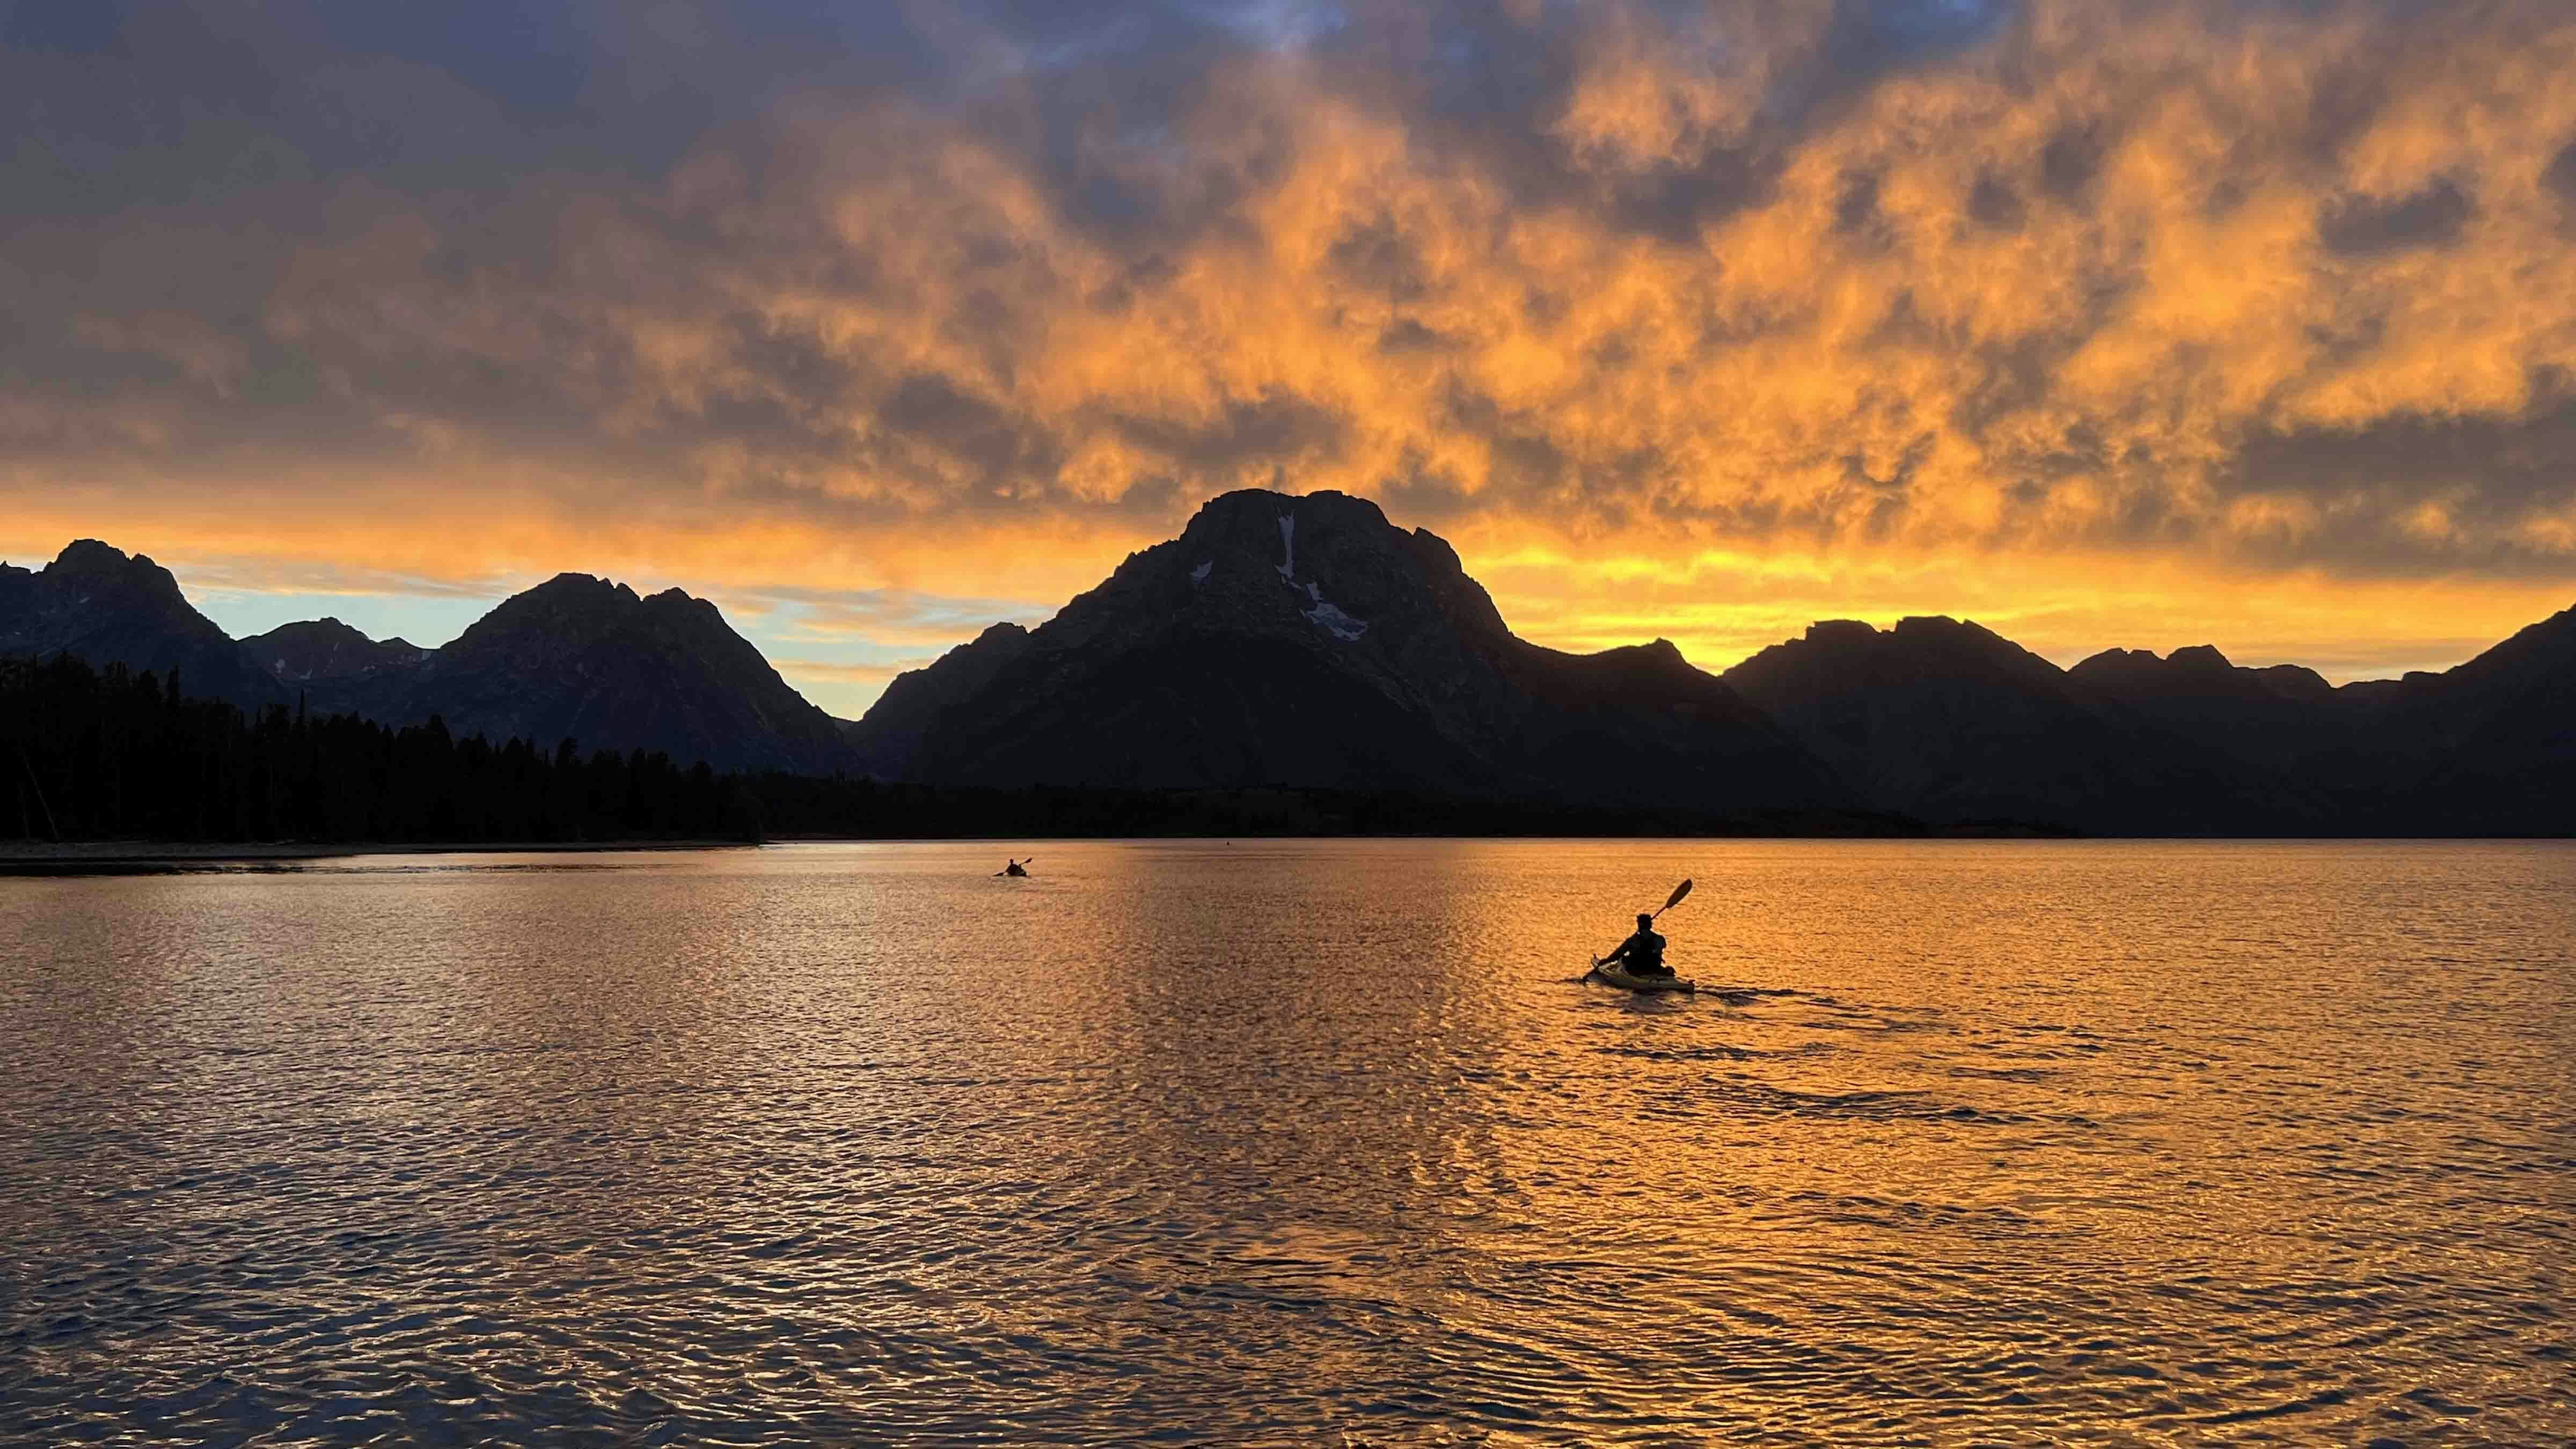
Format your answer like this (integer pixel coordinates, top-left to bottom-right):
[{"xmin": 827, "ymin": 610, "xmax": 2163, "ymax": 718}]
[{"xmin": 7, "ymin": 491, "xmax": 2563, "ymax": 715}]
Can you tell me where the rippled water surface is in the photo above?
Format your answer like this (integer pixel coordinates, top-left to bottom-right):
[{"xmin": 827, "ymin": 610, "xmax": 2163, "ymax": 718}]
[{"xmin": 3, "ymin": 840, "xmax": 2571, "ymax": 1444}]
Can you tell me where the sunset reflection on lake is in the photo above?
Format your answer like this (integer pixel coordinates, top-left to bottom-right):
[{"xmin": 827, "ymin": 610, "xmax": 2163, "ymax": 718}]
[{"xmin": 4, "ymin": 839, "xmax": 2568, "ymax": 1443}]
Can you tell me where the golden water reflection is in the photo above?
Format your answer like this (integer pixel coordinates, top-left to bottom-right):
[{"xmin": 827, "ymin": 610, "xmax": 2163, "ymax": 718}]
[{"xmin": 0, "ymin": 840, "xmax": 2568, "ymax": 1443}]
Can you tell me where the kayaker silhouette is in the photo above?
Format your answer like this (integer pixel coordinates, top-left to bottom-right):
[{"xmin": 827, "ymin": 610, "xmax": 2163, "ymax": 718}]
[
  {"xmin": 997, "ymin": 858, "xmax": 1029, "ymax": 877},
  {"xmin": 1585, "ymin": 879, "xmax": 1695, "ymax": 992},
  {"xmin": 1598, "ymin": 912, "xmax": 1671, "ymax": 978}
]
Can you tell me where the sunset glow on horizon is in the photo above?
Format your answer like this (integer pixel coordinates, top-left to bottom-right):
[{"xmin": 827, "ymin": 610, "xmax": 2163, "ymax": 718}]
[{"xmin": 7, "ymin": 1, "xmax": 2574, "ymax": 714}]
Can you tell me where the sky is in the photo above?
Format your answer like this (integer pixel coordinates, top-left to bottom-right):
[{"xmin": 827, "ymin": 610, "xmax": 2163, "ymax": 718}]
[{"xmin": 4, "ymin": 0, "xmax": 2573, "ymax": 715}]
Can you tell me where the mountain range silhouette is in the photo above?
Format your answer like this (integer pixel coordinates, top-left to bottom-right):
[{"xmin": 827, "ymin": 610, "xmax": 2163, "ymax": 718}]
[{"xmin": 6, "ymin": 489, "xmax": 2568, "ymax": 835}]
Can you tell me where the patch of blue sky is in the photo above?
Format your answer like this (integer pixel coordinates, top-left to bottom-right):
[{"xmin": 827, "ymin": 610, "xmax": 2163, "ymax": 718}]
[
  {"xmin": 1193, "ymin": 1, "xmax": 1348, "ymax": 50},
  {"xmin": 715, "ymin": 586, "xmax": 1053, "ymax": 717}
]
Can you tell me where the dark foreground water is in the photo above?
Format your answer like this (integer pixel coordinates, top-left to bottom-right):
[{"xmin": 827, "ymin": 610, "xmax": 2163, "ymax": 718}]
[{"xmin": 3, "ymin": 840, "xmax": 2570, "ymax": 1445}]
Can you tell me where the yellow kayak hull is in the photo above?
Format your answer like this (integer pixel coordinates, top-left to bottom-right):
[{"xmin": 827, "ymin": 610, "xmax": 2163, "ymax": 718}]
[{"xmin": 1593, "ymin": 962, "xmax": 1696, "ymax": 994}]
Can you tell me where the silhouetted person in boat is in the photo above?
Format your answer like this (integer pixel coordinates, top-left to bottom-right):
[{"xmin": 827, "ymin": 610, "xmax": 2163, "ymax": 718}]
[
  {"xmin": 997, "ymin": 858, "xmax": 1029, "ymax": 877},
  {"xmin": 1600, "ymin": 913, "xmax": 1671, "ymax": 977}
]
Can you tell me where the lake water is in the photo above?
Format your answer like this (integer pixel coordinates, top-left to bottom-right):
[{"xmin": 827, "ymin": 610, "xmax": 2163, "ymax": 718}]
[{"xmin": 2, "ymin": 840, "xmax": 2570, "ymax": 1445}]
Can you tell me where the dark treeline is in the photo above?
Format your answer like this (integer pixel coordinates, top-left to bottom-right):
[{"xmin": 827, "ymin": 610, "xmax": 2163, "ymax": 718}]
[
  {"xmin": 4, "ymin": 654, "xmax": 761, "ymax": 844},
  {"xmin": 6, "ymin": 652, "xmax": 1936, "ymax": 848}
]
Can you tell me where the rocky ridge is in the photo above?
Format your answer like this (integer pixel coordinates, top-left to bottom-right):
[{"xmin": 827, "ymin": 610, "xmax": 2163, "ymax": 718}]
[
  {"xmin": 331, "ymin": 574, "xmax": 860, "ymax": 777},
  {"xmin": 240, "ymin": 618, "xmax": 429, "ymax": 686},
  {"xmin": 854, "ymin": 489, "xmax": 1854, "ymax": 815},
  {"xmin": 0, "ymin": 541, "xmax": 284, "ymax": 709}
]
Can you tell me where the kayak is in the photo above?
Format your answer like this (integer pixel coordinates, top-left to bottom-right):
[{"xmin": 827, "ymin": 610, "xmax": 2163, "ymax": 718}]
[{"xmin": 1592, "ymin": 961, "xmax": 1696, "ymax": 994}]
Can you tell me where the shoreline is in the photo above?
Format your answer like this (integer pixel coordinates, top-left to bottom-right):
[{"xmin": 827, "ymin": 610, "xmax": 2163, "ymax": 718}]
[
  {"xmin": 0, "ymin": 839, "xmax": 757, "ymax": 875},
  {"xmin": 4, "ymin": 833, "xmax": 2563, "ymax": 876}
]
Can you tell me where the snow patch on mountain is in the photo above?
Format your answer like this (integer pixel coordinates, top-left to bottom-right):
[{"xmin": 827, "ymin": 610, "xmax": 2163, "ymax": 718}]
[
  {"xmin": 1298, "ymin": 581, "xmax": 1368, "ymax": 640},
  {"xmin": 1304, "ymin": 596, "xmax": 1368, "ymax": 641},
  {"xmin": 1270, "ymin": 510, "xmax": 1365, "ymax": 639},
  {"xmin": 1191, "ymin": 560, "xmax": 1212, "ymax": 584}
]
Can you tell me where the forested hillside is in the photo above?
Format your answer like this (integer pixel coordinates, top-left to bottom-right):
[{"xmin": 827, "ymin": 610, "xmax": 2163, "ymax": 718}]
[{"xmin": 2, "ymin": 655, "xmax": 761, "ymax": 845}]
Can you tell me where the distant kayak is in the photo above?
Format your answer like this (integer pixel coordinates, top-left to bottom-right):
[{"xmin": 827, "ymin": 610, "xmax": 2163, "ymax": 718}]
[{"xmin": 1592, "ymin": 961, "xmax": 1696, "ymax": 994}]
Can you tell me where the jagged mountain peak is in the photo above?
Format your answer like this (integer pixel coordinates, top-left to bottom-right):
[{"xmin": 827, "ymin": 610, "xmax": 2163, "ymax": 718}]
[
  {"xmin": 1181, "ymin": 486, "xmax": 1393, "ymax": 533},
  {"xmin": 54, "ymin": 537, "xmax": 149, "ymax": 568},
  {"xmin": 2248, "ymin": 662, "xmax": 2334, "ymax": 698},
  {"xmin": 243, "ymin": 617, "xmax": 428, "ymax": 685},
  {"xmin": 477, "ymin": 575, "xmax": 745, "ymax": 636},
  {"xmin": 1174, "ymin": 487, "xmax": 1408, "ymax": 576},
  {"xmin": 1166, "ymin": 487, "xmax": 1456, "ymax": 589},
  {"xmin": 2166, "ymin": 643, "xmax": 2235, "ymax": 669},
  {"xmin": 304, "ymin": 568, "xmax": 855, "ymax": 775},
  {"xmin": 452, "ymin": 572, "xmax": 687, "ymax": 651},
  {"xmin": 1084, "ymin": 486, "xmax": 1520, "ymax": 658},
  {"xmin": 2069, "ymin": 643, "xmax": 2334, "ymax": 701},
  {"xmin": 1778, "ymin": 616, "xmax": 2023, "ymax": 654},
  {"xmin": 2070, "ymin": 645, "xmax": 2156, "ymax": 671},
  {"xmin": 520, "ymin": 571, "xmax": 640, "ymax": 603},
  {"xmin": 0, "ymin": 538, "xmax": 281, "ymax": 708},
  {"xmin": 44, "ymin": 538, "xmax": 189, "ymax": 604},
  {"xmin": 1886, "ymin": 616, "xmax": 2047, "ymax": 665},
  {"xmin": 848, "ymin": 487, "xmax": 1846, "ymax": 812},
  {"xmin": 274, "ymin": 616, "xmax": 364, "ymax": 640},
  {"xmin": 1741, "ymin": 612, "xmax": 2067, "ymax": 690},
  {"xmin": 1037, "ymin": 488, "xmax": 1449, "ymax": 658}
]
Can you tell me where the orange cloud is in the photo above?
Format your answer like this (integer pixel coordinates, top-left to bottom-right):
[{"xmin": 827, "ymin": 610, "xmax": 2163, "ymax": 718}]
[{"xmin": 3, "ymin": 0, "xmax": 2572, "ymax": 693}]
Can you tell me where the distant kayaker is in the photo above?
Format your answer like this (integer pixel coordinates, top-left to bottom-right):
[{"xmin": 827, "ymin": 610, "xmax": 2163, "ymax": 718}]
[
  {"xmin": 1599, "ymin": 912, "xmax": 1672, "ymax": 978},
  {"xmin": 997, "ymin": 858, "xmax": 1029, "ymax": 877}
]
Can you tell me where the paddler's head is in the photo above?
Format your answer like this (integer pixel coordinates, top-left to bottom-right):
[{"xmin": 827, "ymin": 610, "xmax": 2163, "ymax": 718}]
[{"xmin": 1636, "ymin": 912, "xmax": 1653, "ymax": 930}]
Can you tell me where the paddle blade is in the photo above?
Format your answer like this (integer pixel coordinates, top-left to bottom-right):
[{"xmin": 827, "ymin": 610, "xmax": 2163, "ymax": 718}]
[{"xmin": 1663, "ymin": 879, "xmax": 1693, "ymax": 912}]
